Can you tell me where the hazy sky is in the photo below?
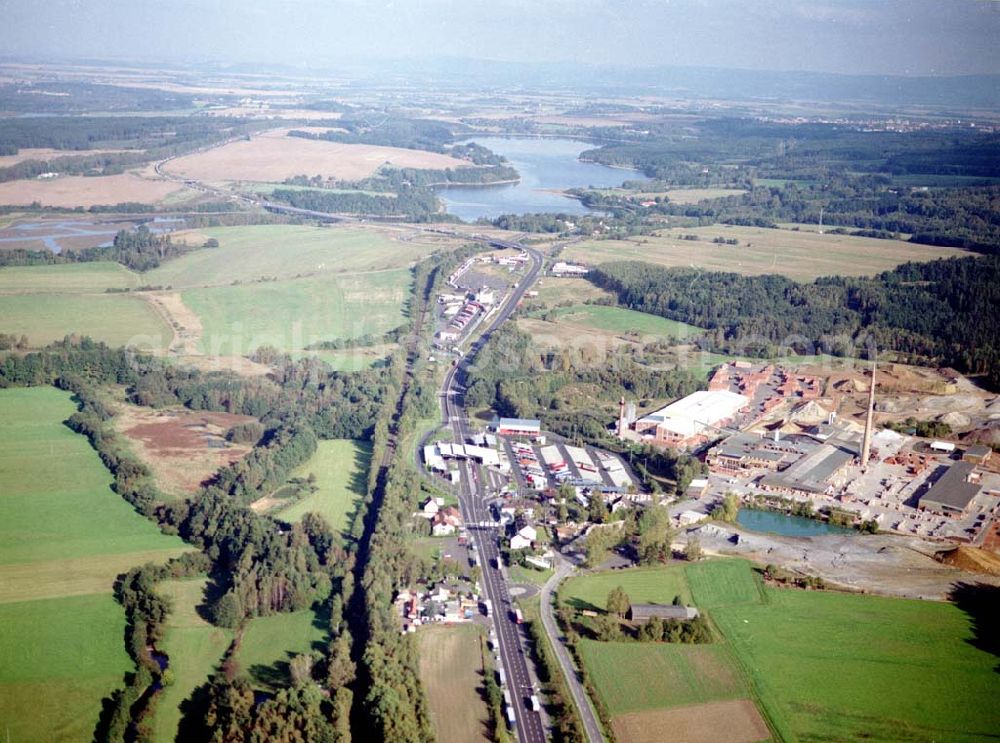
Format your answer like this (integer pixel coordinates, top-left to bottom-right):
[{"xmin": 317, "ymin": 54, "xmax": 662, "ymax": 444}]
[{"xmin": 2, "ymin": 0, "xmax": 998, "ymax": 76}]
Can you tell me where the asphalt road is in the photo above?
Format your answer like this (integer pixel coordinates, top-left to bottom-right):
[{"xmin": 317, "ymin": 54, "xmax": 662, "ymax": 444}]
[{"xmin": 539, "ymin": 555, "xmax": 606, "ymax": 743}]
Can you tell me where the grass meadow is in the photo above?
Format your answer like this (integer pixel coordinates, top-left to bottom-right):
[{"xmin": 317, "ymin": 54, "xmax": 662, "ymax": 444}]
[
  {"xmin": 183, "ymin": 268, "xmax": 411, "ymax": 355},
  {"xmin": 234, "ymin": 606, "xmax": 328, "ymax": 691},
  {"xmin": 550, "ymin": 304, "xmax": 702, "ymax": 340},
  {"xmin": 565, "ymin": 558, "xmax": 1000, "ymax": 742},
  {"xmin": 577, "ymin": 641, "xmax": 746, "ymax": 716},
  {"xmin": 276, "ymin": 439, "xmax": 371, "ymax": 535},
  {"xmin": 564, "ymin": 225, "xmax": 969, "ymax": 281},
  {"xmin": 562, "ymin": 565, "xmax": 694, "ymax": 613},
  {"xmin": 0, "ymin": 387, "xmax": 189, "ymax": 742},
  {"xmin": 0, "ymin": 292, "xmax": 171, "ymax": 349},
  {"xmin": 152, "ymin": 578, "xmax": 233, "ymax": 743},
  {"xmin": 150, "ymin": 224, "xmax": 445, "ymax": 289}
]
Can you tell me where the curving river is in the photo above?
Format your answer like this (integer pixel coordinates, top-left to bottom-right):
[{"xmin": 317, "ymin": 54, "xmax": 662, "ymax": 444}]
[{"xmin": 437, "ymin": 137, "xmax": 639, "ymax": 222}]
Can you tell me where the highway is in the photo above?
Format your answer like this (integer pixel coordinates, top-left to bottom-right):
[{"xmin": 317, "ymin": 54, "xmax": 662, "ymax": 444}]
[{"xmin": 440, "ymin": 246, "xmax": 547, "ymax": 743}]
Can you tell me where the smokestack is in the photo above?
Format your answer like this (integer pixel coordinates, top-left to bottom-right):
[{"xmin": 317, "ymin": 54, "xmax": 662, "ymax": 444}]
[
  {"xmin": 618, "ymin": 396, "xmax": 626, "ymax": 440},
  {"xmin": 860, "ymin": 356, "xmax": 877, "ymax": 468}
]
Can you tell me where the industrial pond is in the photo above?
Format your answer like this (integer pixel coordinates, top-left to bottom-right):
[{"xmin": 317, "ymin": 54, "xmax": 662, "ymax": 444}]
[{"xmin": 736, "ymin": 508, "xmax": 856, "ymax": 538}]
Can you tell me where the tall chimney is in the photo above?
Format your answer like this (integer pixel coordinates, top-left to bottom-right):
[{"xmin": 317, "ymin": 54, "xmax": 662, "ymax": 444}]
[
  {"xmin": 860, "ymin": 356, "xmax": 877, "ymax": 468},
  {"xmin": 618, "ymin": 396, "xmax": 627, "ymax": 440}
]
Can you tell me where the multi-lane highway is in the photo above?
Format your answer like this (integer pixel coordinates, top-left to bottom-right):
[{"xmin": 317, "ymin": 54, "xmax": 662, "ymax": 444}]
[{"xmin": 440, "ymin": 245, "xmax": 547, "ymax": 743}]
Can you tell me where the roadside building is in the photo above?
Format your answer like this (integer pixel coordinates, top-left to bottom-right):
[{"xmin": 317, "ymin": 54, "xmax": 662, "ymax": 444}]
[
  {"xmin": 432, "ymin": 506, "xmax": 463, "ymax": 536},
  {"xmin": 627, "ymin": 604, "xmax": 700, "ymax": 623},
  {"xmin": 495, "ymin": 417, "xmax": 542, "ymax": 438}
]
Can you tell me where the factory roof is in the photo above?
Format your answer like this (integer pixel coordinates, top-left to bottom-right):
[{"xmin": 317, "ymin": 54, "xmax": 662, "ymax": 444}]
[
  {"xmin": 638, "ymin": 390, "xmax": 749, "ymax": 438},
  {"xmin": 919, "ymin": 461, "xmax": 981, "ymax": 513}
]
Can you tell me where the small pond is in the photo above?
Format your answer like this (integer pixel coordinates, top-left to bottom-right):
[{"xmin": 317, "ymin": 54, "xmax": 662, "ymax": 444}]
[{"xmin": 736, "ymin": 508, "xmax": 855, "ymax": 537}]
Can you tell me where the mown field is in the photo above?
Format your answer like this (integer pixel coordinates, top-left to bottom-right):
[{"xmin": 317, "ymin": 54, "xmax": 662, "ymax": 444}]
[
  {"xmin": 550, "ymin": 304, "xmax": 701, "ymax": 340},
  {"xmin": 0, "ymin": 173, "xmax": 186, "ymax": 208},
  {"xmin": 0, "ymin": 224, "xmax": 450, "ymax": 358},
  {"xmin": 0, "ymin": 292, "xmax": 171, "ymax": 349},
  {"xmin": 578, "ymin": 641, "xmax": 747, "ymax": 715},
  {"xmin": 275, "ymin": 439, "xmax": 371, "ymax": 535},
  {"xmin": 152, "ymin": 578, "xmax": 233, "ymax": 743},
  {"xmin": 0, "ymin": 261, "xmax": 138, "ymax": 293},
  {"xmin": 564, "ymin": 225, "xmax": 969, "ymax": 281},
  {"xmin": 418, "ymin": 624, "xmax": 491, "ymax": 743},
  {"xmin": 567, "ymin": 558, "xmax": 1000, "ymax": 742},
  {"xmin": 150, "ymin": 224, "xmax": 446, "ymax": 288},
  {"xmin": 183, "ymin": 268, "xmax": 411, "ymax": 355},
  {"xmin": 0, "ymin": 387, "xmax": 189, "ymax": 743},
  {"xmin": 234, "ymin": 606, "xmax": 328, "ymax": 691},
  {"xmin": 562, "ymin": 564, "xmax": 694, "ymax": 612}
]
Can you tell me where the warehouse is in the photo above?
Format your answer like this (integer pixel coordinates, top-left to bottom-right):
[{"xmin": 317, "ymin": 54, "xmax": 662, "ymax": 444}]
[
  {"xmin": 919, "ymin": 461, "xmax": 981, "ymax": 517},
  {"xmin": 631, "ymin": 390, "xmax": 749, "ymax": 449},
  {"xmin": 495, "ymin": 417, "xmax": 542, "ymax": 438}
]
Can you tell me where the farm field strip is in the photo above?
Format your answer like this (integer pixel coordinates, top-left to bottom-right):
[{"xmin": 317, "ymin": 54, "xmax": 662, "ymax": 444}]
[
  {"xmin": 0, "ymin": 292, "xmax": 172, "ymax": 350},
  {"xmin": 0, "ymin": 172, "xmax": 186, "ymax": 208},
  {"xmin": 418, "ymin": 624, "xmax": 491, "ymax": 743},
  {"xmin": 147, "ymin": 224, "xmax": 448, "ymax": 289},
  {"xmin": 183, "ymin": 268, "xmax": 411, "ymax": 355},
  {"xmin": 564, "ymin": 225, "xmax": 970, "ymax": 281}
]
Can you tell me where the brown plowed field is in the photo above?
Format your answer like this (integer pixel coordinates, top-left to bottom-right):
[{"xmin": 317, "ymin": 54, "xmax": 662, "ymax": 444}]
[
  {"xmin": 0, "ymin": 173, "xmax": 186, "ymax": 207},
  {"xmin": 612, "ymin": 699, "xmax": 769, "ymax": 743},
  {"xmin": 164, "ymin": 128, "xmax": 472, "ymax": 183},
  {"xmin": 116, "ymin": 405, "xmax": 256, "ymax": 497}
]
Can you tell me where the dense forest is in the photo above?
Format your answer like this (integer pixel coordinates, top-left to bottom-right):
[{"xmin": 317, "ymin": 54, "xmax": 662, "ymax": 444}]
[{"xmin": 589, "ymin": 255, "xmax": 1000, "ymax": 388}]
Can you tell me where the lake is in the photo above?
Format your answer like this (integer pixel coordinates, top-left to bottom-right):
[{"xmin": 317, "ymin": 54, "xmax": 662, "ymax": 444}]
[
  {"xmin": 736, "ymin": 508, "xmax": 855, "ymax": 538},
  {"xmin": 437, "ymin": 137, "xmax": 639, "ymax": 222}
]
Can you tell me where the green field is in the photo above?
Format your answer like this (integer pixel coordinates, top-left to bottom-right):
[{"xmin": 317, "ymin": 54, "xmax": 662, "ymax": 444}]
[
  {"xmin": 0, "ymin": 387, "xmax": 189, "ymax": 743},
  {"xmin": 0, "ymin": 292, "xmax": 171, "ymax": 349},
  {"xmin": 184, "ymin": 268, "xmax": 410, "ymax": 355},
  {"xmin": 578, "ymin": 641, "xmax": 746, "ymax": 715},
  {"xmin": 234, "ymin": 607, "xmax": 328, "ymax": 690},
  {"xmin": 562, "ymin": 565, "xmax": 693, "ymax": 612},
  {"xmin": 685, "ymin": 559, "xmax": 763, "ymax": 609},
  {"xmin": 715, "ymin": 588, "xmax": 1000, "ymax": 742},
  {"xmin": 152, "ymin": 578, "xmax": 233, "ymax": 743},
  {"xmin": 150, "ymin": 224, "xmax": 443, "ymax": 289},
  {"xmin": 564, "ymin": 225, "xmax": 969, "ymax": 281},
  {"xmin": 0, "ymin": 594, "xmax": 134, "ymax": 743},
  {"xmin": 568, "ymin": 559, "xmax": 1000, "ymax": 741},
  {"xmin": 276, "ymin": 439, "xmax": 371, "ymax": 534},
  {"xmin": 0, "ymin": 261, "xmax": 137, "ymax": 294},
  {"xmin": 551, "ymin": 304, "xmax": 701, "ymax": 339}
]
